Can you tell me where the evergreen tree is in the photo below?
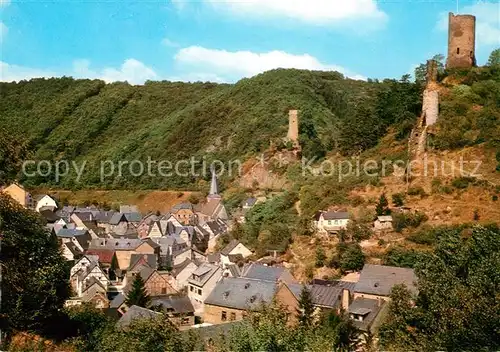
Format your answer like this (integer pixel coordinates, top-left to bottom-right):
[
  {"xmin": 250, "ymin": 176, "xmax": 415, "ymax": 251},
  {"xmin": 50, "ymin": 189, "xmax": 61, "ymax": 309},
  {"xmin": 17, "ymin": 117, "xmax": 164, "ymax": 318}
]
[
  {"xmin": 125, "ymin": 275, "xmax": 151, "ymax": 308},
  {"xmin": 315, "ymin": 247, "xmax": 326, "ymax": 267},
  {"xmin": 375, "ymin": 193, "xmax": 390, "ymax": 216},
  {"xmin": 297, "ymin": 285, "xmax": 315, "ymax": 328}
]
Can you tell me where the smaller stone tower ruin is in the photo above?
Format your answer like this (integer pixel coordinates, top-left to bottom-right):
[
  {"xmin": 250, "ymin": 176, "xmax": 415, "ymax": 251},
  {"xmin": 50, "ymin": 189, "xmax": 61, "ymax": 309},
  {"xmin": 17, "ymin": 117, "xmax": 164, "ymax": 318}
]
[
  {"xmin": 446, "ymin": 12, "xmax": 476, "ymax": 69},
  {"xmin": 287, "ymin": 110, "xmax": 299, "ymax": 144}
]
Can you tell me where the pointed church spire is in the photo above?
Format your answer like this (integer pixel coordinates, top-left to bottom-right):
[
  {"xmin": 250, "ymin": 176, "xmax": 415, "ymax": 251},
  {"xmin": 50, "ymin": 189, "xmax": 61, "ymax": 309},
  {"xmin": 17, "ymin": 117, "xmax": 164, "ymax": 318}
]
[{"xmin": 208, "ymin": 164, "xmax": 221, "ymax": 200}]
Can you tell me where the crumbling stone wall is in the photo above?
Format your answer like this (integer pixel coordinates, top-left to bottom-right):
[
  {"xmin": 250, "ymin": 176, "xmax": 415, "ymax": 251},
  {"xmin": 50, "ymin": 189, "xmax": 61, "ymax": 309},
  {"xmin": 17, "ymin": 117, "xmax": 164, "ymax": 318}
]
[
  {"xmin": 426, "ymin": 59, "xmax": 438, "ymax": 84},
  {"xmin": 287, "ymin": 109, "xmax": 299, "ymax": 143},
  {"xmin": 446, "ymin": 12, "xmax": 476, "ymax": 69},
  {"xmin": 422, "ymin": 90, "xmax": 439, "ymax": 126}
]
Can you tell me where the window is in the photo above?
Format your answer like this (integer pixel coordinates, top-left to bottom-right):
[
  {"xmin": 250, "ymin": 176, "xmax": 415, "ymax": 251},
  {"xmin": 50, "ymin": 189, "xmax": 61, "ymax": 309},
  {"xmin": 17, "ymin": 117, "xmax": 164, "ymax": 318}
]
[
  {"xmin": 230, "ymin": 312, "xmax": 236, "ymax": 321},
  {"xmin": 328, "ymin": 220, "xmax": 332, "ymax": 225},
  {"xmin": 457, "ymin": 47, "xmax": 460, "ymax": 54},
  {"xmin": 181, "ymin": 317, "xmax": 190, "ymax": 325},
  {"xmin": 221, "ymin": 311, "xmax": 227, "ymax": 321},
  {"xmin": 161, "ymin": 287, "xmax": 167, "ymax": 294},
  {"xmin": 190, "ymin": 286, "xmax": 194, "ymax": 292},
  {"xmin": 197, "ymin": 289, "xmax": 202, "ymax": 295}
]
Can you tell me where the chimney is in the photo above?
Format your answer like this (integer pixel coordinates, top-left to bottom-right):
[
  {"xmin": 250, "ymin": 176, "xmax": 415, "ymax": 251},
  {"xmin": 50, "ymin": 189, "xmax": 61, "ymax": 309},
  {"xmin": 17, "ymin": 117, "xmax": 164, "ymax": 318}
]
[{"xmin": 341, "ymin": 288, "xmax": 350, "ymax": 312}]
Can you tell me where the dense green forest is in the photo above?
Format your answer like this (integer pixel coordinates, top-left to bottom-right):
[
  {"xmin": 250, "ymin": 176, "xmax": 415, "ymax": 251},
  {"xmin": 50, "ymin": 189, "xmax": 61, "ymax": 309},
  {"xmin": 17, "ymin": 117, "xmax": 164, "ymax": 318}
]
[{"xmin": 0, "ymin": 69, "xmax": 422, "ymax": 189}]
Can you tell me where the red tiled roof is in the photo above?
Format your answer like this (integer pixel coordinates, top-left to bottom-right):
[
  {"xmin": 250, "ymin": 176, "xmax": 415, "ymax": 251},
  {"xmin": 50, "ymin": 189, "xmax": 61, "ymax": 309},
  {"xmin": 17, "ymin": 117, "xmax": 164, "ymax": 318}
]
[{"xmin": 86, "ymin": 249, "xmax": 115, "ymax": 264}]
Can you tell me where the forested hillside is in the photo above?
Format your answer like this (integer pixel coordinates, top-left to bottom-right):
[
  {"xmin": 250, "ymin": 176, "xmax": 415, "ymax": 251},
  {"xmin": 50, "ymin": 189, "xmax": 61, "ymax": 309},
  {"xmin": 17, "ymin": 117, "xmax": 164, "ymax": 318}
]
[{"xmin": 0, "ymin": 69, "xmax": 421, "ymax": 189}]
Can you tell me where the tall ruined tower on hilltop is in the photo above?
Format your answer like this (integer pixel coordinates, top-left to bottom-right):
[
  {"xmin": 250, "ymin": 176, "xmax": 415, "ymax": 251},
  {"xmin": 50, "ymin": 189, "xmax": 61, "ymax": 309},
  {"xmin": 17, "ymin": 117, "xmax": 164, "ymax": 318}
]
[
  {"xmin": 287, "ymin": 110, "xmax": 299, "ymax": 143},
  {"xmin": 446, "ymin": 12, "xmax": 476, "ymax": 69}
]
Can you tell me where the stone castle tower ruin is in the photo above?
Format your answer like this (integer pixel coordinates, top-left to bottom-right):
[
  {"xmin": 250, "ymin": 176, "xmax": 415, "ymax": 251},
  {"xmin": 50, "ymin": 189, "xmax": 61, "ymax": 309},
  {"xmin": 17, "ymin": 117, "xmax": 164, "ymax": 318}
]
[
  {"xmin": 446, "ymin": 12, "xmax": 476, "ymax": 69},
  {"xmin": 287, "ymin": 110, "xmax": 299, "ymax": 144}
]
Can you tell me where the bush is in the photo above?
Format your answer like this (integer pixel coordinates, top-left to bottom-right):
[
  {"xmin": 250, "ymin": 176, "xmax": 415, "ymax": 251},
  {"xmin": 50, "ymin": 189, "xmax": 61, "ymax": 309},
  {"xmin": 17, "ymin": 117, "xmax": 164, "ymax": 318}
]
[
  {"xmin": 315, "ymin": 247, "xmax": 326, "ymax": 268},
  {"xmin": 383, "ymin": 247, "xmax": 425, "ymax": 268},
  {"xmin": 393, "ymin": 212, "xmax": 428, "ymax": 233},
  {"xmin": 392, "ymin": 193, "xmax": 405, "ymax": 207},
  {"xmin": 451, "ymin": 176, "xmax": 476, "ymax": 189},
  {"xmin": 407, "ymin": 187, "xmax": 427, "ymax": 197}
]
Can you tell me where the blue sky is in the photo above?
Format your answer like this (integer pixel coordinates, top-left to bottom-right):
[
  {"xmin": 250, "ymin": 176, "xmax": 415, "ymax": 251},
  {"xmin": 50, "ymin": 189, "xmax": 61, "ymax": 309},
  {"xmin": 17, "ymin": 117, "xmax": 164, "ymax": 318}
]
[{"xmin": 1, "ymin": 0, "xmax": 499, "ymax": 84}]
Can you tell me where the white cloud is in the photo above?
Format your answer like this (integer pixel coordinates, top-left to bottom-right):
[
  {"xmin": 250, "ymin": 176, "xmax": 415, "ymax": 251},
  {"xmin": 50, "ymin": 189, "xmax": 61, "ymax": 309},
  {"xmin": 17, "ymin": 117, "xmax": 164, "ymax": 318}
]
[
  {"xmin": 0, "ymin": 22, "xmax": 7, "ymax": 42},
  {"xmin": 1, "ymin": 59, "xmax": 157, "ymax": 84},
  {"xmin": 72, "ymin": 58, "xmax": 158, "ymax": 84},
  {"xmin": 0, "ymin": 0, "xmax": 11, "ymax": 7},
  {"xmin": 0, "ymin": 61, "xmax": 56, "ymax": 82},
  {"xmin": 180, "ymin": 0, "xmax": 386, "ymax": 25},
  {"xmin": 175, "ymin": 46, "xmax": 365, "ymax": 82},
  {"xmin": 438, "ymin": 2, "xmax": 500, "ymax": 46}
]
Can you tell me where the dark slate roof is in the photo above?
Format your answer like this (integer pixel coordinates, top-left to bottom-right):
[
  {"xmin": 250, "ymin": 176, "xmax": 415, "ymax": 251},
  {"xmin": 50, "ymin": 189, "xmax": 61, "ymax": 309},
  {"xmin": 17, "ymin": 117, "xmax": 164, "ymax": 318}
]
[
  {"xmin": 227, "ymin": 254, "xmax": 244, "ymax": 263},
  {"xmin": 220, "ymin": 239, "xmax": 241, "ymax": 256},
  {"xmin": 65, "ymin": 242, "xmax": 82, "ymax": 256},
  {"xmin": 95, "ymin": 211, "xmax": 116, "ymax": 223},
  {"xmin": 125, "ymin": 212, "xmax": 142, "ymax": 223},
  {"xmin": 39, "ymin": 209, "xmax": 59, "ymax": 223},
  {"xmin": 204, "ymin": 277, "xmax": 277, "ymax": 310},
  {"xmin": 128, "ymin": 253, "xmax": 158, "ymax": 271},
  {"xmin": 348, "ymin": 297, "xmax": 385, "ymax": 332},
  {"xmin": 286, "ymin": 282, "xmax": 352, "ymax": 308},
  {"xmin": 322, "ymin": 211, "xmax": 350, "ymax": 220},
  {"xmin": 117, "ymin": 305, "xmax": 160, "ymax": 329},
  {"xmin": 207, "ymin": 252, "xmax": 221, "ymax": 263},
  {"xmin": 56, "ymin": 228, "xmax": 88, "ymax": 238},
  {"xmin": 242, "ymin": 198, "xmax": 257, "ymax": 207},
  {"xmin": 172, "ymin": 258, "xmax": 195, "ymax": 276},
  {"xmin": 206, "ymin": 220, "xmax": 227, "ymax": 236},
  {"xmin": 110, "ymin": 293, "xmax": 125, "ymax": 308},
  {"xmin": 240, "ymin": 263, "xmax": 291, "ymax": 283},
  {"xmin": 172, "ymin": 202, "xmax": 193, "ymax": 212},
  {"xmin": 188, "ymin": 263, "xmax": 220, "ymax": 287},
  {"xmin": 354, "ymin": 264, "xmax": 417, "ymax": 296},
  {"xmin": 109, "ymin": 213, "xmax": 129, "ymax": 225},
  {"xmin": 225, "ymin": 264, "xmax": 241, "ymax": 278},
  {"xmin": 151, "ymin": 296, "xmax": 195, "ymax": 315}
]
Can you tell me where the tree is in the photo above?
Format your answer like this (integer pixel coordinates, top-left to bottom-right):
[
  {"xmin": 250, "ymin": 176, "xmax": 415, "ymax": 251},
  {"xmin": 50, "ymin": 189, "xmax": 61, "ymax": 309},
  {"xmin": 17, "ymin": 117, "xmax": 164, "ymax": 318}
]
[
  {"xmin": 414, "ymin": 54, "xmax": 445, "ymax": 83},
  {"xmin": 339, "ymin": 243, "xmax": 365, "ymax": 272},
  {"xmin": 487, "ymin": 48, "xmax": 500, "ymax": 68},
  {"xmin": 379, "ymin": 226, "xmax": 500, "ymax": 351},
  {"xmin": 109, "ymin": 253, "xmax": 118, "ymax": 281},
  {"xmin": 315, "ymin": 247, "xmax": 326, "ymax": 267},
  {"xmin": 297, "ymin": 285, "xmax": 315, "ymax": 328},
  {"xmin": 98, "ymin": 315, "xmax": 188, "ymax": 352},
  {"xmin": 125, "ymin": 275, "xmax": 151, "ymax": 308},
  {"xmin": 391, "ymin": 193, "xmax": 405, "ymax": 207},
  {"xmin": 0, "ymin": 127, "xmax": 28, "ymax": 186},
  {"xmin": 0, "ymin": 193, "xmax": 71, "ymax": 339},
  {"xmin": 65, "ymin": 304, "xmax": 112, "ymax": 352},
  {"xmin": 375, "ymin": 193, "xmax": 391, "ymax": 216}
]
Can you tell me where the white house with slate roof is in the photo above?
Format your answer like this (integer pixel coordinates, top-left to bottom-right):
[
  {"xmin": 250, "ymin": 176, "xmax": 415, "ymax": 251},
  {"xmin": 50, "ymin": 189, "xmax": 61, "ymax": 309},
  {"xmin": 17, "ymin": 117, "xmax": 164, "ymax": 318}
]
[
  {"xmin": 220, "ymin": 240, "xmax": 252, "ymax": 267},
  {"xmin": 35, "ymin": 194, "xmax": 58, "ymax": 212},
  {"xmin": 187, "ymin": 263, "xmax": 223, "ymax": 312},
  {"xmin": 316, "ymin": 210, "xmax": 350, "ymax": 233}
]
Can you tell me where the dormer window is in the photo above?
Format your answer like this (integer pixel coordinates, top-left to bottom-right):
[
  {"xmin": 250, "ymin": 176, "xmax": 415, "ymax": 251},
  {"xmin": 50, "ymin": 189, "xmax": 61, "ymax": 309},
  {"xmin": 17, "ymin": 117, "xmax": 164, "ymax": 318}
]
[
  {"xmin": 223, "ymin": 291, "xmax": 230, "ymax": 299},
  {"xmin": 249, "ymin": 295, "xmax": 256, "ymax": 303},
  {"xmin": 244, "ymin": 283, "xmax": 250, "ymax": 289}
]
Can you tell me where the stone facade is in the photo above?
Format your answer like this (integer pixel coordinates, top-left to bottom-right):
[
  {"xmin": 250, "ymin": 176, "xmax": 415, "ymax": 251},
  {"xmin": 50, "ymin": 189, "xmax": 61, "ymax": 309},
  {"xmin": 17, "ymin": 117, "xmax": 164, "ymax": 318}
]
[
  {"xmin": 287, "ymin": 110, "xmax": 299, "ymax": 143},
  {"xmin": 446, "ymin": 12, "xmax": 476, "ymax": 69},
  {"xmin": 422, "ymin": 90, "xmax": 439, "ymax": 126},
  {"xmin": 204, "ymin": 304, "xmax": 246, "ymax": 324}
]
